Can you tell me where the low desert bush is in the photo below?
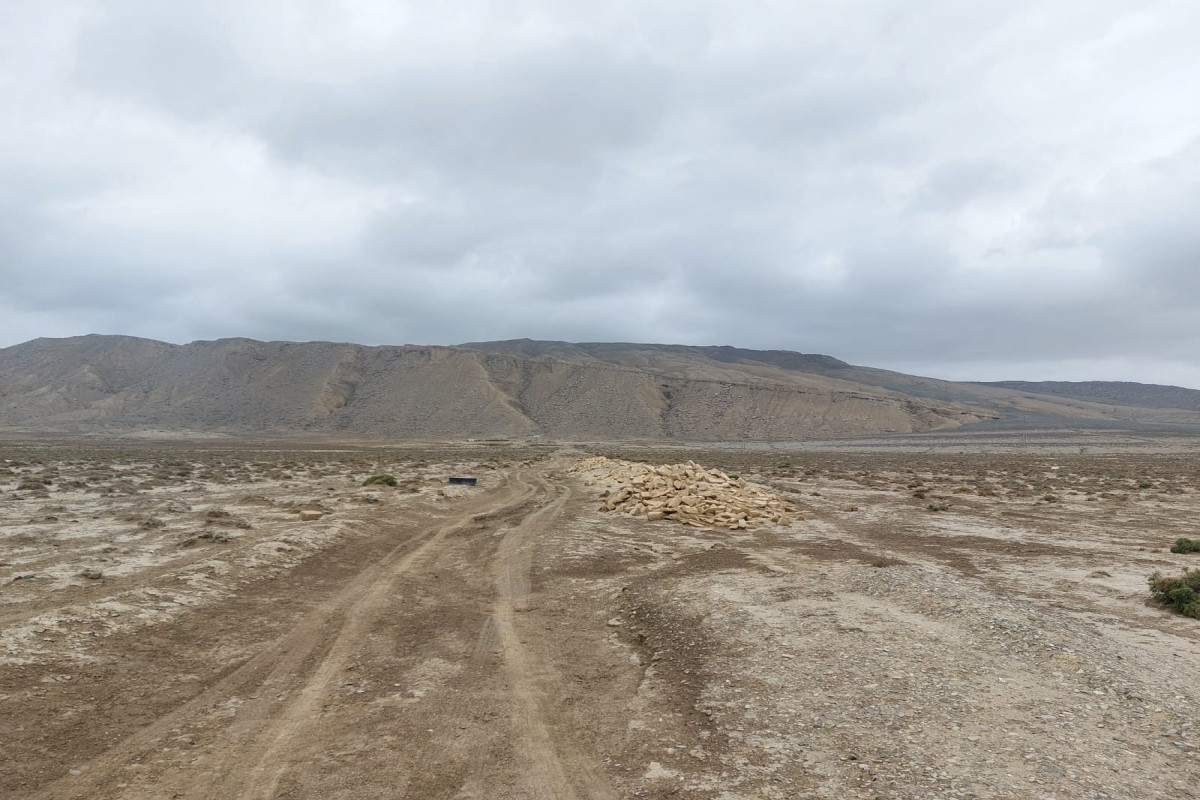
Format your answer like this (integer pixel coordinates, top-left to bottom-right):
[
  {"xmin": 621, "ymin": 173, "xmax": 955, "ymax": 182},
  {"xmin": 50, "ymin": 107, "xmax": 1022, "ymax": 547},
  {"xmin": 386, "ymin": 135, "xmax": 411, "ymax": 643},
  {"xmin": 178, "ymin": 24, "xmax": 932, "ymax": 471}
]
[
  {"xmin": 926, "ymin": 502, "xmax": 950, "ymax": 512},
  {"xmin": 1170, "ymin": 538, "xmax": 1200, "ymax": 554},
  {"xmin": 363, "ymin": 474, "xmax": 398, "ymax": 487},
  {"xmin": 1148, "ymin": 569, "xmax": 1200, "ymax": 618}
]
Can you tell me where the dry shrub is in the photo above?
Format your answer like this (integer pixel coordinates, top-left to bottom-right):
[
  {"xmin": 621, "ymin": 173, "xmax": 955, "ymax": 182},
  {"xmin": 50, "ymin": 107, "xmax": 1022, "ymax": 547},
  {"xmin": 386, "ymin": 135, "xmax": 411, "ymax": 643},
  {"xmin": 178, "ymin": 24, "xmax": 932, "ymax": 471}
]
[
  {"xmin": 363, "ymin": 474, "xmax": 398, "ymax": 487},
  {"xmin": 1148, "ymin": 569, "xmax": 1200, "ymax": 618}
]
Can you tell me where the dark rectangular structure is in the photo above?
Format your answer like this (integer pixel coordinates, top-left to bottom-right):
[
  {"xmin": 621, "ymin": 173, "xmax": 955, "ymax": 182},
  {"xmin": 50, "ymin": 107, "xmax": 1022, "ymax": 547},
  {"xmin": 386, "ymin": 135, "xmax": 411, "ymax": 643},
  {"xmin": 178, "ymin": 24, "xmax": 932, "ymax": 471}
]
[{"xmin": 448, "ymin": 476, "xmax": 477, "ymax": 486}]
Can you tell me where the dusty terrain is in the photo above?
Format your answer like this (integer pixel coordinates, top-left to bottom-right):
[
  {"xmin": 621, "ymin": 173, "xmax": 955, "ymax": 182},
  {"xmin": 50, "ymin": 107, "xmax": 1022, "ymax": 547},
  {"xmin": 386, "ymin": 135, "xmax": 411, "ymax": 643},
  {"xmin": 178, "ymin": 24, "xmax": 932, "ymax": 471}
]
[{"xmin": 2, "ymin": 441, "xmax": 1200, "ymax": 799}]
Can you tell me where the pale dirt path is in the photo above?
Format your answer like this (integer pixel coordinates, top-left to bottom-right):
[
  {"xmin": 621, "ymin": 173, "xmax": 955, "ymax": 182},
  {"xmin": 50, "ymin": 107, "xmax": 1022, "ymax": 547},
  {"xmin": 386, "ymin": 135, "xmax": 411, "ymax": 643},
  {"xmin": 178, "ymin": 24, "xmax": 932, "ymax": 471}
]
[
  {"xmin": 19, "ymin": 472, "xmax": 520, "ymax": 796},
  {"xmin": 225, "ymin": 472, "xmax": 537, "ymax": 800},
  {"xmin": 492, "ymin": 472, "xmax": 617, "ymax": 800},
  {"xmin": 21, "ymin": 462, "xmax": 619, "ymax": 800}
]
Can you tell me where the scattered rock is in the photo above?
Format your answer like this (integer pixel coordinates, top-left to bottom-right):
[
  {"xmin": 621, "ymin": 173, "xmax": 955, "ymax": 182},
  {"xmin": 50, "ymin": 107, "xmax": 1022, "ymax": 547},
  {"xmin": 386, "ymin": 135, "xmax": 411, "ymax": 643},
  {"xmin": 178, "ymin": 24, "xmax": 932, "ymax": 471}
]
[
  {"xmin": 204, "ymin": 509, "xmax": 252, "ymax": 530},
  {"xmin": 572, "ymin": 457, "xmax": 797, "ymax": 530},
  {"xmin": 180, "ymin": 530, "xmax": 233, "ymax": 547},
  {"xmin": 79, "ymin": 568, "xmax": 103, "ymax": 580},
  {"xmin": 643, "ymin": 761, "xmax": 678, "ymax": 780}
]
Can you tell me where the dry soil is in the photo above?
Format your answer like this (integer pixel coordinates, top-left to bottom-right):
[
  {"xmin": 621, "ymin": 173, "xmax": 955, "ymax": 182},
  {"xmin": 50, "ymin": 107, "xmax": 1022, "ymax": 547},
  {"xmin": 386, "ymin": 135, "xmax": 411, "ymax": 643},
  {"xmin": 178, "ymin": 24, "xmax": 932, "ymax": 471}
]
[{"xmin": 2, "ymin": 442, "xmax": 1199, "ymax": 799}]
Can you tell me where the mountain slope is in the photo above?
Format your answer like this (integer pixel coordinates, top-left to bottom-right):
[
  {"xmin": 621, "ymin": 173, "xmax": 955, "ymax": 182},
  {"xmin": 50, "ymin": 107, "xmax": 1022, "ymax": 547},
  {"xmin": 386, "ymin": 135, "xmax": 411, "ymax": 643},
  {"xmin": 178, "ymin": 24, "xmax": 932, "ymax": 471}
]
[
  {"xmin": 4, "ymin": 335, "xmax": 1199, "ymax": 440},
  {"xmin": 464, "ymin": 341, "xmax": 1200, "ymax": 429},
  {"xmin": 974, "ymin": 381, "xmax": 1200, "ymax": 412},
  {"xmin": 0, "ymin": 335, "xmax": 996, "ymax": 439}
]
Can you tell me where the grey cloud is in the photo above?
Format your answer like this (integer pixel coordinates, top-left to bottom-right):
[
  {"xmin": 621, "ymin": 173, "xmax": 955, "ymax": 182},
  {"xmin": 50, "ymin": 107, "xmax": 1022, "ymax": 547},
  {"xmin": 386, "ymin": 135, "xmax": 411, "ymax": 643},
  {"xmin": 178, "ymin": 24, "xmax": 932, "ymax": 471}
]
[
  {"xmin": 3, "ymin": 1, "xmax": 1200, "ymax": 387},
  {"xmin": 726, "ymin": 75, "xmax": 924, "ymax": 151},
  {"xmin": 74, "ymin": 1, "xmax": 247, "ymax": 120},
  {"xmin": 249, "ymin": 43, "xmax": 674, "ymax": 192},
  {"xmin": 912, "ymin": 159, "xmax": 1024, "ymax": 211},
  {"xmin": 1101, "ymin": 213, "xmax": 1200, "ymax": 299}
]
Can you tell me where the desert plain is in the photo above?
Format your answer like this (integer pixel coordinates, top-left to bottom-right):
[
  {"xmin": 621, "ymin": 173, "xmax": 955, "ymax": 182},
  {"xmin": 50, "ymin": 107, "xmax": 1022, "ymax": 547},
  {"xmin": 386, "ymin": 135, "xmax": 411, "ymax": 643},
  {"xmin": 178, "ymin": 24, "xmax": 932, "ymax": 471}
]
[{"xmin": 2, "ymin": 434, "xmax": 1200, "ymax": 799}]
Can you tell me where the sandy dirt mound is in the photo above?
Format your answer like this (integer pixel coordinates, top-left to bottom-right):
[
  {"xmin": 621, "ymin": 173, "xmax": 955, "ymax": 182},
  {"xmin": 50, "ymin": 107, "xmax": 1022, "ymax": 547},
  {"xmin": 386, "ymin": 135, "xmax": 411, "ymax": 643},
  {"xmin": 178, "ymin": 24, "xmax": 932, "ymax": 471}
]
[{"xmin": 571, "ymin": 455, "xmax": 796, "ymax": 529}]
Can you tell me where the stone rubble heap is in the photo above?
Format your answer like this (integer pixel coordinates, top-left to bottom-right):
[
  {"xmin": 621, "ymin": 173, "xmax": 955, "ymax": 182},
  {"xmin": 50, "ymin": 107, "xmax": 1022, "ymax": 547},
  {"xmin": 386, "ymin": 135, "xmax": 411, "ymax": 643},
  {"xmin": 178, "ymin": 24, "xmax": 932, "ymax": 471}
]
[{"xmin": 572, "ymin": 456, "xmax": 795, "ymax": 529}]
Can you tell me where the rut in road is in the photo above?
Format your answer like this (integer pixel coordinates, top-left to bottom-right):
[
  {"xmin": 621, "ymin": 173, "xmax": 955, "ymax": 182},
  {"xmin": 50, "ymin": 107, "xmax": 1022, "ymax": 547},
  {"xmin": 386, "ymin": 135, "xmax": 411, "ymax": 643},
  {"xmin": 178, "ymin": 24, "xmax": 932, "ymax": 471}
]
[
  {"xmin": 227, "ymin": 469, "xmax": 561, "ymax": 800},
  {"xmin": 492, "ymin": 473, "xmax": 617, "ymax": 800},
  {"xmin": 29, "ymin": 473, "xmax": 540, "ymax": 800},
  {"xmin": 219, "ymin": 472, "xmax": 551, "ymax": 800},
  {"xmin": 387, "ymin": 467, "xmax": 617, "ymax": 800},
  {"xmin": 28, "ymin": 464, "xmax": 618, "ymax": 800}
]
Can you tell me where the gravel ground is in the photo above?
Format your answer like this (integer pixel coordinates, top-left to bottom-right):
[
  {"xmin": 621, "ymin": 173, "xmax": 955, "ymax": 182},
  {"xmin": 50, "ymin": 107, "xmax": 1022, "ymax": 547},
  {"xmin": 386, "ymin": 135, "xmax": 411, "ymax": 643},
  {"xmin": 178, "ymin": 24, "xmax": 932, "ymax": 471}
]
[{"xmin": 3, "ymin": 444, "xmax": 1199, "ymax": 799}]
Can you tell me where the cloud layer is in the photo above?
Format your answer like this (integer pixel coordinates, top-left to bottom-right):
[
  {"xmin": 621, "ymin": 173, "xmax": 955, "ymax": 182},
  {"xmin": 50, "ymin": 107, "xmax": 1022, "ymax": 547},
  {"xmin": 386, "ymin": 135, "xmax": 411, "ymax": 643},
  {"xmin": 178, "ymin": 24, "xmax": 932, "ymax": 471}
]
[{"xmin": 4, "ymin": 1, "xmax": 1199, "ymax": 385}]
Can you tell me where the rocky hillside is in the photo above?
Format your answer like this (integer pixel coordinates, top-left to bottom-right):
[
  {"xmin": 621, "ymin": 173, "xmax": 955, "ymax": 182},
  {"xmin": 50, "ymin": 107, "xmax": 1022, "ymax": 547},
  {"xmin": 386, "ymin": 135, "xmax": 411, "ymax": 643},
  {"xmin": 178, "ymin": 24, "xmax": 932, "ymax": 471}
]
[
  {"xmin": 466, "ymin": 340, "xmax": 1200, "ymax": 430},
  {"xmin": 3, "ymin": 335, "xmax": 1199, "ymax": 440},
  {"xmin": 975, "ymin": 381, "xmax": 1200, "ymax": 411},
  {"xmin": 0, "ymin": 335, "xmax": 996, "ymax": 440}
]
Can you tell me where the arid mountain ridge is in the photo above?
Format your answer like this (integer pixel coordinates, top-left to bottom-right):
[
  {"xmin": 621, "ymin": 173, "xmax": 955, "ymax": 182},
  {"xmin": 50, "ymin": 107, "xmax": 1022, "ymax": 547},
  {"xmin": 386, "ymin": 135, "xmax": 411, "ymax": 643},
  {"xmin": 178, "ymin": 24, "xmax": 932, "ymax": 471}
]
[{"xmin": 2, "ymin": 335, "xmax": 1199, "ymax": 440}]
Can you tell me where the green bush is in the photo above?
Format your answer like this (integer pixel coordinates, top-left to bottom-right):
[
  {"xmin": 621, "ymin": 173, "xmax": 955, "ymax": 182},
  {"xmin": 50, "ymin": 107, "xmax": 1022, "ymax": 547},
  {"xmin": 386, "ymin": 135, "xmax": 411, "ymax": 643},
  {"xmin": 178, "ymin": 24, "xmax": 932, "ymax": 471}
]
[
  {"xmin": 926, "ymin": 502, "xmax": 950, "ymax": 512},
  {"xmin": 1170, "ymin": 538, "xmax": 1200, "ymax": 554},
  {"xmin": 1148, "ymin": 569, "xmax": 1200, "ymax": 618},
  {"xmin": 363, "ymin": 474, "xmax": 398, "ymax": 487}
]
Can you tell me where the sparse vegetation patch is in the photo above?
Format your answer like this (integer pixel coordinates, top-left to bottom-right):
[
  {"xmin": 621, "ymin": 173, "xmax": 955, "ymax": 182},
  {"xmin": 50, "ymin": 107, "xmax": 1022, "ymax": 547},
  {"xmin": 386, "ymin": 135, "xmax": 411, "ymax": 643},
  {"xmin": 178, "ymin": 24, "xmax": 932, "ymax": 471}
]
[
  {"xmin": 363, "ymin": 474, "xmax": 398, "ymax": 487},
  {"xmin": 1148, "ymin": 569, "xmax": 1200, "ymax": 618},
  {"xmin": 1170, "ymin": 537, "xmax": 1200, "ymax": 554}
]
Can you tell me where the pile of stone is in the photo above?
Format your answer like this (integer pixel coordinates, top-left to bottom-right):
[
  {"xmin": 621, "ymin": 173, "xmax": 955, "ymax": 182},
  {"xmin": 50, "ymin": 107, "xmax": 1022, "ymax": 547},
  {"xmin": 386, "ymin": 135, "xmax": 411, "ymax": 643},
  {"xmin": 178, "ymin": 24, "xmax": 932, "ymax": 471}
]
[{"xmin": 572, "ymin": 456, "xmax": 795, "ymax": 529}]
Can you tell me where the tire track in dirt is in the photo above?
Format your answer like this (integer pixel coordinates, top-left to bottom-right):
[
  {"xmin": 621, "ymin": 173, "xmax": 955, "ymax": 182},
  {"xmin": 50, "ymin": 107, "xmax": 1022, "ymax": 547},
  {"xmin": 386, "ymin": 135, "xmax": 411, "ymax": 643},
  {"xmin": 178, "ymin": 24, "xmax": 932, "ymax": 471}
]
[
  {"xmin": 27, "ymin": 473, "xmax": 538, "ymax": 800},
  {"xmin": 492, "ymin": 472, "xmax": 617, "ymax": 800},
  {"xmin": 396, "ymin": 469, "xmax": 550, "ymax": 800},
  {"xmin": 227, "ymin": 474, "xmax": 549, "ymax": 800},
  {"xmin": 395, "ymin": 466, "xmax": 617, "ymax": 800}
]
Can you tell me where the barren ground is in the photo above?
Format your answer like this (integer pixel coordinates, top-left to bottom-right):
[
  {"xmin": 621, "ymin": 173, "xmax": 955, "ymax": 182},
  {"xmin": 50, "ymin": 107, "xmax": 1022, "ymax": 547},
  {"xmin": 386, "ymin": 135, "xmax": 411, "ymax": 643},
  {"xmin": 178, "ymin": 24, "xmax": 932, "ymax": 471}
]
[{"xmin": 2, "ymin": 441, "xmax": 1199, "ymax": 799}]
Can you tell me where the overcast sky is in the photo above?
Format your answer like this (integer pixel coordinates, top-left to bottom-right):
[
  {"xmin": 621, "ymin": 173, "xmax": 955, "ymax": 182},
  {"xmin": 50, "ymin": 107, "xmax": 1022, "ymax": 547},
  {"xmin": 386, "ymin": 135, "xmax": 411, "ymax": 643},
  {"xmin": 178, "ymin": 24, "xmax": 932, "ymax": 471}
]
[{"xmin": 3, "ymin": 1, "xmax": 1199, "ymax": 386}]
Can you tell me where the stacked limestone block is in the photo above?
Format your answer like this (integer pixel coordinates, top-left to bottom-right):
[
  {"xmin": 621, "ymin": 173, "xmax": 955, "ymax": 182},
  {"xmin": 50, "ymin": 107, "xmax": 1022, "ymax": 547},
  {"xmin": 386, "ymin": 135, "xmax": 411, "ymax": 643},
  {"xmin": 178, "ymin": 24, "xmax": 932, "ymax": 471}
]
[{"xmin": 572, "ymin": 456, "xmax": 796, "ymax": 529}]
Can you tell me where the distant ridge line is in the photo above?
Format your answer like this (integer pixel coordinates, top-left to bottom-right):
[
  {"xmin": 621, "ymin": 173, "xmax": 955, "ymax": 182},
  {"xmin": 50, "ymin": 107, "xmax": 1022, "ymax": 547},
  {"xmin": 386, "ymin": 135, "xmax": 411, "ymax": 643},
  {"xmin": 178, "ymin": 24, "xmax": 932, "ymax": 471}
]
[
  {"xmin": 974, "ymin": 380, "xmax": 1200, "ymax": 412},
  {"xmin": 2, "ymin": 335, "xmax": 1199, "ymax": 439}
]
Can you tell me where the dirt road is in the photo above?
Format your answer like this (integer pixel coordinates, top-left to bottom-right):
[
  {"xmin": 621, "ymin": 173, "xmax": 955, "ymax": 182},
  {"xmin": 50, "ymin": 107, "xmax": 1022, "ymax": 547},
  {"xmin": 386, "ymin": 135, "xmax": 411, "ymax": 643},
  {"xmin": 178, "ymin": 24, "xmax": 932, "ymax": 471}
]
[
  {"xmin": 4, "ymin": 445, "xmax": 1200, "ymax": 799},
  {"xmin": 6, "ymin": 458, "xmax": 618, "ymax": 799}
]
